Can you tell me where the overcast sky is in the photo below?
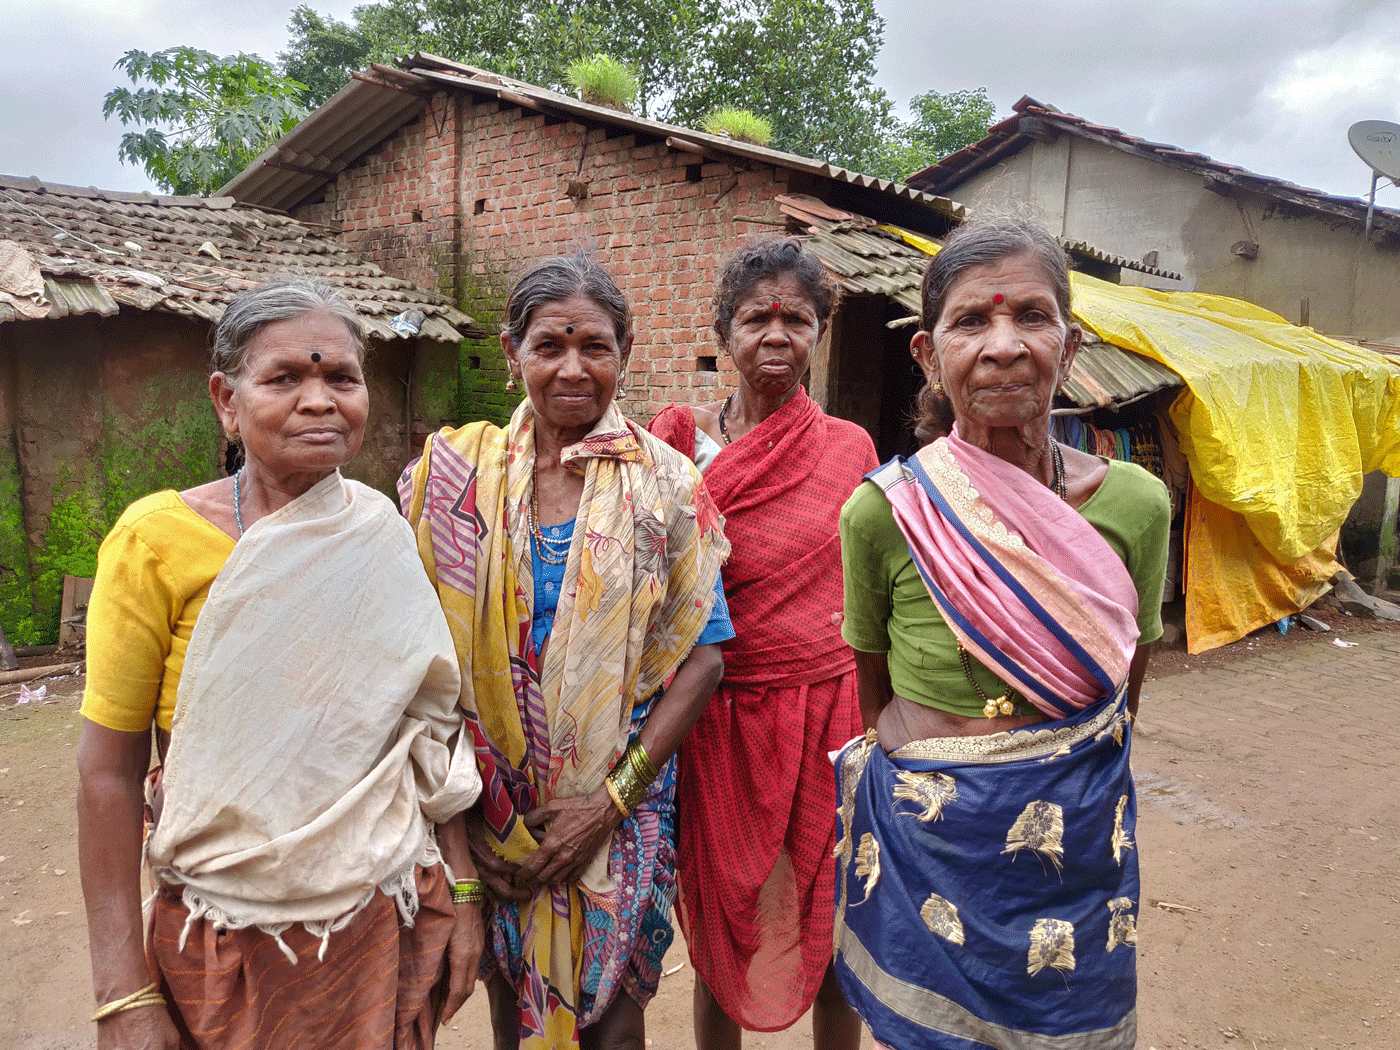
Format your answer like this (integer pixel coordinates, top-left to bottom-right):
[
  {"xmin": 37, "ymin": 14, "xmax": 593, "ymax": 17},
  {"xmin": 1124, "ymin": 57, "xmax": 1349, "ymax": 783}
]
[{"xmin": 3, "ymin": 0, "xmax": 1399, "ymax": 206}]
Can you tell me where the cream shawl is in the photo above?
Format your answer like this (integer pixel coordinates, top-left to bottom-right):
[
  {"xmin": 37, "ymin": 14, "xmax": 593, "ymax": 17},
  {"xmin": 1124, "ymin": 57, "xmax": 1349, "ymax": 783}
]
[{"xmin": 148, "ymin": 473, "xmax": 482, "ymax": 959}]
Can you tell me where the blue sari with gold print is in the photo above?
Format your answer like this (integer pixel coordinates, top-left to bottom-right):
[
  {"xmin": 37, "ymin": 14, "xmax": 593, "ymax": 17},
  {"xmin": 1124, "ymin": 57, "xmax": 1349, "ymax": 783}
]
[{"xmin": 834, "ymin": 437, "xmax": 1146, "ymax": 1050}]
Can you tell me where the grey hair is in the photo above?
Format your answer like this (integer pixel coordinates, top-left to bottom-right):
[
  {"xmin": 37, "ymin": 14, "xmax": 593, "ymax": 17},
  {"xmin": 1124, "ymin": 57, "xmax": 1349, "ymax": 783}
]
[
  {"xmin": 919, "ymin": 217, "xmax": 1073, "ymax": 332},
  {"xmin": 211, "ymin": 278, "xmax": 365, "ymax": 377},
  {"xmin": 502, "ymin": 253, "xmax": 632, "ymax": 349},
  {"xmin": 911, "ymin": 217, "xmax": 1074, "ymax": 448}
]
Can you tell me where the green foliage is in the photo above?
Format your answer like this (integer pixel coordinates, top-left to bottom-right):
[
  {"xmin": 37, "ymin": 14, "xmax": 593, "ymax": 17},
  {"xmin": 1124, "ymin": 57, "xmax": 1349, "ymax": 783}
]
[
  {"xmin": 103, "ymin": 46, "xmax": 309, "ymax": 195},
  {"xmin": 278, "ymin": 0, "xmax": 897, "ymax": 163},
  {"xmin": 275, "ymin": 2, "xmax": 993, "ymax": 181},
  {"xmin": 2, "ymin": 378, "xmax": 223, "ymax": 646},
  {"xmin": 26, "ymin": 486, "xmax": 103, "ymax": 646},
  {"xmin": 702, "ymin": 107, "xmax": 773, "ymax": 146},
  {"xmin": 669, "ymin": 0, "xmax": 896, "ymax": 172},
  {"xmin": 565, "ymin": 55, "xmax": 639, "ymax": 111},
  {"xmin": 283, "ymin": 1, "xmax": 717, "ymax": 120},
  {"xmin": 866, "ymin": 88, "xmax": 997, "ymax": 182},
  {"xmin": 281, "ymin": 6, "xmax": 373, "ymax": 107},
  {"xmin": 0, "ymin": 436, "xmax": 33, "ymax": 645}
]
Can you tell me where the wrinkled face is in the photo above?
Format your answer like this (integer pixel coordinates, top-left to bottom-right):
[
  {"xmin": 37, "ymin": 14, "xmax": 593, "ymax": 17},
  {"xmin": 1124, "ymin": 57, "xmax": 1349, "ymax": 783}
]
[
  {"xmin": 914, "ymin": 251, "xmax": 1080, "ymax": 431},
  {"xmin": 212, "ymin": 310, "xmax": 368, "ymax": 475},
  {"xmin": 505, "ymin": 294, "xmax": 631, "ymax": 434},
  {"xmin": 722, "ymin": 273, "xmax": 820, "ymax": 399}
]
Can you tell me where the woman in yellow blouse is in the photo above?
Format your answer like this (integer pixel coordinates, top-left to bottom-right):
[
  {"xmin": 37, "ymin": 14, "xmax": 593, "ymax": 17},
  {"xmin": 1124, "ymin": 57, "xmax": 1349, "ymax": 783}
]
[{"xmin": 77, "ymin": 279, "xmax": 483, "ymax": 1050}]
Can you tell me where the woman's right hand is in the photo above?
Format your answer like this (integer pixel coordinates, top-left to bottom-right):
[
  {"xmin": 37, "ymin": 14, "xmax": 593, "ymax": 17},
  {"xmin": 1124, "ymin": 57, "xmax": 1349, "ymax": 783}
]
[
  {"xmin": 464, "ymin": 808, "xmax": 529, "ymax": 901},
  {"xmin": 96, "ymin": 1004, "xmax": 182, "ymax": 1050}
]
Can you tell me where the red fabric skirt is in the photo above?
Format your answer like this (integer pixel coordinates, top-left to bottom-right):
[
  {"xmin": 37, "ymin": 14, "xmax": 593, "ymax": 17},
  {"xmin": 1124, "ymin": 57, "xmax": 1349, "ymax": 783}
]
[
  {"xmin": 676, "ymin": 673, "xmax": 863, "ymax": 1031},
  {"xmin": 149, "ymin": 865, "xmax": 454, "ymax": 1050}
]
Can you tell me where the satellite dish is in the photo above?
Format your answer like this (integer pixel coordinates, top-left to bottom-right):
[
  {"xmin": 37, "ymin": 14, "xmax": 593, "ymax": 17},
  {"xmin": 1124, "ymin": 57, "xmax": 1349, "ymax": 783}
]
[
  {"xmin": 1348, "ymin": 120, "xmax": 1400, "ymax": 181},
  {"xmin": 1348, "ymin": 120, "xmax": 1400, "ymax": 235}
]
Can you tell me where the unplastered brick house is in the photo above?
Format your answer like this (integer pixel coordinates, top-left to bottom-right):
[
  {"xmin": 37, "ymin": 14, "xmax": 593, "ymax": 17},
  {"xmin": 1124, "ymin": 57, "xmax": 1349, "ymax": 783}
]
[{"xmin": 222, "ymin": 54, "xmax": 977, "ymax": 447}]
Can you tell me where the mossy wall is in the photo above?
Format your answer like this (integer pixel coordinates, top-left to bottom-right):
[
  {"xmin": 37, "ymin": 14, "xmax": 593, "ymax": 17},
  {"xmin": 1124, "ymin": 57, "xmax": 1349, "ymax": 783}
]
[{"xmin": 0, "ymin": 312, "xmax": 445, "ymax": 643}]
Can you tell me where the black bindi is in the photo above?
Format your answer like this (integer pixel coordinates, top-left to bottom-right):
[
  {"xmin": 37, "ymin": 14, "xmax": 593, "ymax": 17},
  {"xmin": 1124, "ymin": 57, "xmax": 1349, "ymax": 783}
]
[
  {"xmin": 565, "ymin": 325, "xmax": 574, "ymax": 335},
  {"xmin": 310, "ymin": 352, "xmax": 322, "ymax": 362}
]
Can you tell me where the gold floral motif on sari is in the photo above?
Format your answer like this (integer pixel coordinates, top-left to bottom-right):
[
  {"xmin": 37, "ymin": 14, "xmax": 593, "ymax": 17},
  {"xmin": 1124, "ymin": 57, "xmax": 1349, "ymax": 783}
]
[
  {"xmin": 919, "ymin": 894, "xmax": 965, "ymax": 946},
  {"xmin": 1003, "ymin": 800, "xmax": 1065, "ymax": 874},
  {"xmin": 1106, "ymin": 897, "xmax": 1137, "ymax": 952},
  {"xmin": 892, "ymin": 770, "xmax": 958, "ymax": 822},
  {"xmin": 1027, "ymin": 918, "xmax": 1076, "ymax": 976},
  {"xmin": 1111, "ymin": 794, "xmax": 1134, "ymax": 865},
  {"xmin": 854, "ymin": 833, "xmax": 881, "ymax": 905}
]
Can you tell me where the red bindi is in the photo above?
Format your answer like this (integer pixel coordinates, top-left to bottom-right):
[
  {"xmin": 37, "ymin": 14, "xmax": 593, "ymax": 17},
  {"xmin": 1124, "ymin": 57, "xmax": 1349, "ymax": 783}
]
[
  {"xmin": 772, "ymin": 300, "xmax": 781, "ymax": 311},
  {"xmin": 992, "ymin": 293, "xmax": 1004, "ymax": 305}
]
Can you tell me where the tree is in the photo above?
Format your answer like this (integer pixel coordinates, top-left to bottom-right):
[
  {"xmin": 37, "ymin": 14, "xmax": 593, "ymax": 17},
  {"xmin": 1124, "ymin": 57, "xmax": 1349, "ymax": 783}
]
[
  {"xmin": 278, "ymin": 1, "xmax": 885, "ymax": 162},
  {"xmin": 103, "ymin": 47, "xmax": 309, "ymax": 196},
  {"xmin": 865, "ymin": 88, "xmax": 998, "ymax": 182},
  {"xmin": 275, "ymin": 2, "xmax": 992, "ymax": 179}
]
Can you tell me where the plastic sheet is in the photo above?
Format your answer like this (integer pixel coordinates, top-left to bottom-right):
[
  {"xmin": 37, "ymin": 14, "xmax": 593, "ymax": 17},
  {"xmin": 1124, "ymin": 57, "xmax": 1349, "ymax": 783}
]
[
  {"xmin": 1183, "ymin": 485, "xmax": 1340, "ymax": 653},
  {"xmin": 1071, "ymin": 276, "xmax": 1400, "ymax": 562}
]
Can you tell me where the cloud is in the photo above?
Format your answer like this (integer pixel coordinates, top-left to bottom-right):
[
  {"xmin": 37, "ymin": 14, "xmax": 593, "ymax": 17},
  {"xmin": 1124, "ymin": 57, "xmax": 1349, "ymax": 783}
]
[
  {"xmin": 0, "ymin": 0, "xmax": 358, "ymax": 192},
  {"xmin": 872, "ymin": 0, "xmax": 1400, "ymax": 200}
]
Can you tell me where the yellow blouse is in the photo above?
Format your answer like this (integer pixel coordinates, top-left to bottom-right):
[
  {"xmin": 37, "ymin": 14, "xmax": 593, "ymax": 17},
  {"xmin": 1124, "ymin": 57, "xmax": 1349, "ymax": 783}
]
[{"xmin": 80, "ymin": 491, "xmax": 235, "ymax": 733}]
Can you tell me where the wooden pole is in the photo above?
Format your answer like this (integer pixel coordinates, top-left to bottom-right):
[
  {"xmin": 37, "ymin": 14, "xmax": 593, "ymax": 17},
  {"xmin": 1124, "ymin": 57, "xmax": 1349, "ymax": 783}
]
[{"xmin": 0, "ymin": 661, "xmax": 83, "ymax": 687}]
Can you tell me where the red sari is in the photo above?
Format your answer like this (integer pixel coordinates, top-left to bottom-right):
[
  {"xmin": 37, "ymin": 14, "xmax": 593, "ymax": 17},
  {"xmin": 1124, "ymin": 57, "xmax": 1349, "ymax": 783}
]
[{"xmin": 649, "ymin": 390, "xmax": 876, "ymax": 1031}]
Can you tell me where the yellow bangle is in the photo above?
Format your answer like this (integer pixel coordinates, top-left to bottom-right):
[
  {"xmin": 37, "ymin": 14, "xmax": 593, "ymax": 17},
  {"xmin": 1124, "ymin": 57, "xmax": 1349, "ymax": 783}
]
[
  {"xmin": 451, "ymin": 878, "xmax": 488, "ymax": 904},
  {"xmin": 91, "ymin": 982, "xmax": 165, "ymax": 1023},
  {"xmin": 604, "ymin": 774, "xmax": 631, "ymax": 817}
]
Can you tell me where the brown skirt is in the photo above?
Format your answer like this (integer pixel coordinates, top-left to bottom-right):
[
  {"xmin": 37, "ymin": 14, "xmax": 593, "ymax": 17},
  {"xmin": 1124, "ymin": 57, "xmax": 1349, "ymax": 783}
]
[{"xmin": 149, "ymin": 865, "xmax": 454, "ymax": 1050}]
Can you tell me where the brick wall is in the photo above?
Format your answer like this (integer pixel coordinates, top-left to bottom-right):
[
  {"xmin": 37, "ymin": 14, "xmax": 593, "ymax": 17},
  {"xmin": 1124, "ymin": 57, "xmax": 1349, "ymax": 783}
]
[{"xmin": 298, "ymin": 91, "xmax": 794, "ymax": 425}]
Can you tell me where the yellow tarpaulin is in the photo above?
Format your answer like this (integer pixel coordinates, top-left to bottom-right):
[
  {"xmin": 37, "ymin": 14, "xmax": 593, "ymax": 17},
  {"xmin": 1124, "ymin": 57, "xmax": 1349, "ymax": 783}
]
[
  {"xmin": 1070, "ymin": 277, "xmax": 1400, "ymax": 562},
  {"xmin": 882, "ymin": 228, "xmax": 1400, "ymax": 650},
  {"xmin": 1184, "ymin": 486, "xmax": 1341, "ymax": 653}
]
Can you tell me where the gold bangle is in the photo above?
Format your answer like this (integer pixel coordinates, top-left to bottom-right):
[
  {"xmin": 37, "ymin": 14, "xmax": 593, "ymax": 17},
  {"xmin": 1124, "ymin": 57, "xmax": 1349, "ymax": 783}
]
[
  {"xmin": 451, "ymin": 878, "xmax": 488, "ymax": 905},
  {"xmin": 626, "ymin": 742, "xmax": 659, "ymax": 784},
  {"xmin": 91, "ymin": 982, "xmax": 165, "ymax": 1023},
  {"xmin": 604, "ymin": 774, "xmax": 631, "ymax": 816},
  {"xmin": 606, "ymin": 761, "xmax": 648, "ymax": 814}
]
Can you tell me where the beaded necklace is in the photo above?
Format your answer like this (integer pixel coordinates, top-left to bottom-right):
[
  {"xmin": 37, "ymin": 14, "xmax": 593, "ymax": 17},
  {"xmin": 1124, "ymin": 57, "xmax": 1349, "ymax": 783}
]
[
  {"xmin": 717, "ymin": 394, "xmax": 735, "ymax": 445},
  {"xmin": 233, "ymin": 469, "xmax": 245, "ymax": 536},
  {"xmin": 529, "ymin": 462, "xmax": 571, "ymax": 565}
]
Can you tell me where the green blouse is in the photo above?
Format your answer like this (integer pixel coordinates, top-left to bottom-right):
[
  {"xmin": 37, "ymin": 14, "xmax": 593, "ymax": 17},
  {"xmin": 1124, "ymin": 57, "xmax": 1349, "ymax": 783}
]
[{"xmin": 839, "ymin": 457, "xmax": 1171, "ymax": 717}]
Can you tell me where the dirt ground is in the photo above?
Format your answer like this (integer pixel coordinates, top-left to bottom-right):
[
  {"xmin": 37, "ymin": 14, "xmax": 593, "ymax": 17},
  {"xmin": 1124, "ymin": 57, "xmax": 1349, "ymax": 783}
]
[{"xmin": 3, "ymin": 609, "xmax": 1398, "ymax": 1050}]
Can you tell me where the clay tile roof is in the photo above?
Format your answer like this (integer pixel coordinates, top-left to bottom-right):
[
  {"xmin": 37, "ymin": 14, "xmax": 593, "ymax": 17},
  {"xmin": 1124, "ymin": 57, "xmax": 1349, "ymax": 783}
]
[
  {"xmin": 0, "ymin": 174, "xmax": 479, "ymax": 340},
  {"xmin": 906, "ymin": 96, "xmax": 1400, "ymax": 237}
]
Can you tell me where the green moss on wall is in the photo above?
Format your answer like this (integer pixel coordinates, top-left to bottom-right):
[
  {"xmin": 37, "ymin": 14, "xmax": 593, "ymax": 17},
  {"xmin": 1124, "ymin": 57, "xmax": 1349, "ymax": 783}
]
[
  {"xmin": 0, "ymin": 433, "xmax": 33, "ymax": 643},
  {"xmin": 4, "ymin": 375, "xmax": 223, "ymax": 646},
  {"xmin": 455, "ymin": 265, "xmax": 517, "ymax": 427}
]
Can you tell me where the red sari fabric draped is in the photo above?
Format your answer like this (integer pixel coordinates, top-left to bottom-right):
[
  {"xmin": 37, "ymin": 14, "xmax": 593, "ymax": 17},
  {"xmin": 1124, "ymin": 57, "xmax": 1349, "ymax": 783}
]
[{"xmin": 650, "ymin": 391, "xmax": 876, "ymax": 1031}]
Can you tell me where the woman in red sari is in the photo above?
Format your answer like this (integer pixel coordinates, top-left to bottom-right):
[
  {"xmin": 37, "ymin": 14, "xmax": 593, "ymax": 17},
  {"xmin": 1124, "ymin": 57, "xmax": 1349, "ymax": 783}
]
[{"xmin": 650, "ymin": 237, "xmax": 876, "ymax": 1050}]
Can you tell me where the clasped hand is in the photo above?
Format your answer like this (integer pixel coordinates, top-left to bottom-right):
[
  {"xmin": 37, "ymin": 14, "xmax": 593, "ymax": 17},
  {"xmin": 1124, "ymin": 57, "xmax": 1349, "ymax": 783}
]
[{"xmin": 465, "ymin": 788, "xmax": 624, "ymax": 898}]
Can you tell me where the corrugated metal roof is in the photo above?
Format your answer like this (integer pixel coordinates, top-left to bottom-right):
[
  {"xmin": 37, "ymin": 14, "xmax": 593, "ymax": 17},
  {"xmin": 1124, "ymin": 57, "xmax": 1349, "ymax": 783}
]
[
  {"xmin": 910, "ymin": 96, "xmax": 1400, "ymax": 238},
  {"xmin": 1061, "ymin": 335, "xmax": 1182, "ymax": 409},
  {"xmin": 0, "ymin": 175, "xmax": 478, "ymax": 341},
  {"xmin": 222, "ymin": 54, "xmax": 967, "ymax": 225},
  {"xmin": 778, "ymin": 193, "xmax": 1182, "ymax": 410}
]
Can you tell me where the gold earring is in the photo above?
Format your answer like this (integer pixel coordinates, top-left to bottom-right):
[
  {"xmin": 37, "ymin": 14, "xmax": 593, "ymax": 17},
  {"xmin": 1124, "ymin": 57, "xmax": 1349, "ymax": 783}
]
[
  {"xmin": 931, "ymin": 380, "xmax": 944, "ymax": 395},
  {"xmin": 505, "ymin": 373, "xmax": 518, "ymax": 392}
]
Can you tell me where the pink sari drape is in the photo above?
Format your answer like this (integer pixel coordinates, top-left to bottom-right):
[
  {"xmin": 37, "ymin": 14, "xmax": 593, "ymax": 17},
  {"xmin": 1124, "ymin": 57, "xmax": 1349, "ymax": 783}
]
[{"xmin": 874, "ymin": 428, "xmax": 1140, "ymax": 716}]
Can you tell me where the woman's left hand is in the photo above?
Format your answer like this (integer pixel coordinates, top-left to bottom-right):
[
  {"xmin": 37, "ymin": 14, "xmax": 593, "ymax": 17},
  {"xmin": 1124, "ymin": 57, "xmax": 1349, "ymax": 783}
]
[
  {"xmin": 515, "ymin": 788, "xmax": 624, "ymax": 887},
  {"xmin": 439, "ymin": 900, "xmax": 484, "ymax": 1022}
]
